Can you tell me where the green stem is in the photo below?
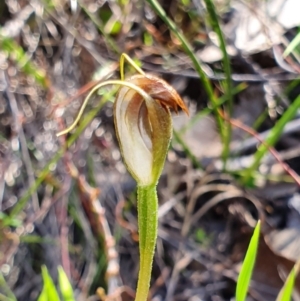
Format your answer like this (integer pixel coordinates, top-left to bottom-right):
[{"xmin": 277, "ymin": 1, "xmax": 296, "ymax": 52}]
[
  {"xmin": 203, "ymin": 0, "xmax": 233, "ymax": 169},
  {"xmin": 135, "ymin": 185, "xmax": 158, "ymax": 301}
]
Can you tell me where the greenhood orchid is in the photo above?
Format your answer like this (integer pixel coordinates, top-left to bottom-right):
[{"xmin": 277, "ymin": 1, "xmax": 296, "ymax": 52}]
[
  {"xmin": 57, "ymin": 54, "xmax": 188, "ymax": 301},
  {"xmin": 114, "ymin": 73, "xmax": 188, "ymax": 186}
]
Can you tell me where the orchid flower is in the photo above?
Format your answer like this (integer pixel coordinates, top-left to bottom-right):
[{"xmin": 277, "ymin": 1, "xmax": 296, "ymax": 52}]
[{"xmin": 57, "ymin": 54, "xmax": 188, "ymax": 301}]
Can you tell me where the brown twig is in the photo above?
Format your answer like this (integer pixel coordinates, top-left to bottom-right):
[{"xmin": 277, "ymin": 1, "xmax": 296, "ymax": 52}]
[
  {"xmin": 66, "ymin": 160, "xmax": 122, "ymax": 298},
  {"xmin": 115, "ymin": 199, "xmax": 139, "ymax": 242},
  {"xmin": 57, "ymin": 180, "xmax": 72, "ymax": 279}
]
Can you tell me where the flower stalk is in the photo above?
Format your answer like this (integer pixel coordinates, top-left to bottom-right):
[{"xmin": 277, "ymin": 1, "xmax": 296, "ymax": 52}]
[
  {"xmin": 136, "ymin": 185, "xmax": 158, "ymax": 301},
  {"xmin": 57, "ymin": 53, "xmax": 188, "ymax": 301}
]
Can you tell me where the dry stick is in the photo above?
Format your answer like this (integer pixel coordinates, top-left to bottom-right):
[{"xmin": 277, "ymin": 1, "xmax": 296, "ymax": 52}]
[
  {"xmin": 66, "ymin": 160, "xmax": 121, "ymax": 297},
  {"xmin": 0, "ymin": 229, "xmax": 20, "ymax": 268},
  {"xmin": 149, "ymin": 268, "xmax": 170, "ymax": 299},
  {"xmin": 222, "ymin": 113, "xmax": 300, "ymax": 186},
  {"xmin": 115, "ymin": 200, "xmax": 139, "ymax": 242}
]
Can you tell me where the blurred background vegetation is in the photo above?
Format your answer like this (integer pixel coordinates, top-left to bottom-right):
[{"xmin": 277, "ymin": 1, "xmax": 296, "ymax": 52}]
[{"xmin": 1, "ymin": 0, "xmax": 300, "ymax": 300}]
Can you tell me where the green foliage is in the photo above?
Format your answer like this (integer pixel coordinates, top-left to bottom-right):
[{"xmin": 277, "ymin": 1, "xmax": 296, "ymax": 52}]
[
  {"xmin": 284, "ymin": 30, "xmax": 300, "ymax": 57},
  {"xmin": 181, "ymin": 0, "xmax": 190, "ymax": 6},
  {"xmin": 109, "ymin": 20, "xmax": 122, "ymax": 35},
  {"xmin": 0, "ymin": 213, "xmax": 21, "ymax": 228},
  {"xmin": 38, "ymin": 266, "xmax": 60, "ymax": 301},
  {"xmin": 276, "ymin": 260, "xmax": 300, "ymax": 301},
  {"xmin": 277, "ymin": 268, "xmax": 296, "ymax": 301},
  {"xmin": 235, "ymin": 225, "xmax": 300, "ymax": 301},
  {"xmin": 0, "ymin": 273, "xmax": 17, "ymax": 301},
  {"xmin": 236, "ymin": 220, "xmax": 261, "ymax": 301},
  {"xmin": 202, "ymin": 0, "xmax": 233, "ymax": 167},
  {"xmin": 0, "ymin": 32, "xmax": 48, "ymax": 87},
  {"xmin": 243, "ymin": 94, "xmax": 300, "ymax": 185},
  {"xmin": 194, "ymin": 228, "xmax": 212, "ymax": 246},
  {"xmin": 174, "ymin": 83, "xmax": 247, "ymax": 169},
  {"xmin": 57, "ymin": 267, "xmax": 75, "ymax": 301},
  {"xmin": 143, "ymin": 32, "xmax": 154, "ymax": 46},
  {"xmin": 146, "ymin": 0, "xmax": 226, "ymax": 146},
  {"xmin": 38, "ymin": 266, "xmax": 75, "ymax": 301}
]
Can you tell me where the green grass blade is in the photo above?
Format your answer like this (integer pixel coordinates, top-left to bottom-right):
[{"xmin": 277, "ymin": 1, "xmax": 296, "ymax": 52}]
[
  {"xmin": 180, "ymin": 83, "xmax": 247, "ymax": 134},
  {"xmin": 37, "ymin": 289, "xmax": 48, "ymax": 301},
  {"xmin": 0, "ymin": 292, "xmax": 16, "ymax": 301},
  {"xmin": 243, "ymin": 94, "xmax": 300, "ymax": 185},
  {"xmin": 0, "ymin": 32, "xmax": 47, "ymax": 87},
  {"xmin": 0, "ymin": 273, "xmax": 17, "ymax": 301},
  {"xmin": 146, "ymin": 0, "xmax": 226, "ymax": 143},
  {"xmin": 173, "ymin": 83, "xmax": 246, "ymax": 170},
  {"xmin": 38, "ymin": 266, "xmax": 60, "ymax": 301},
  {"xmin": 276, "ymin": 261, "xmax": 300, "ymax": 301},
  {"xmin": 202, "ymin": 0, "xmax": 233, "ymax": 168},
  {"xmin": 236, "ymin": 220, "xmax": 261, "ymax": 301},
  {"xmin": 277, "ymin": 269, "xmax": 296, "ymax": 301},
  {"xmin": 283, "ymin": 31, "xmax": 300, "ymax": 57},
  {"xmin": 58, "ymin": 266, "xmax": 75, "ymax": 301}
]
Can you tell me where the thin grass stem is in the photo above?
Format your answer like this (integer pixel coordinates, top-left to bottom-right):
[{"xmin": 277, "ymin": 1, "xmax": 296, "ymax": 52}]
[
  {"xmin": 203, "ymin": 0, "xmax": 233, "ymax": 168},
  {"xmin": 146, "ymin": 0, "xmax": 225, "ymax": 143},
  {"xmin": 243, "ymin": 94, "xmax": 300, "ymax": 185}
]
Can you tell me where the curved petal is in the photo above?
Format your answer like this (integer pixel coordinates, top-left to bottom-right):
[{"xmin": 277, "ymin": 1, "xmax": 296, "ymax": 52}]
[{"xmin": 114, "ymin": 85, "xmax": 153, "ymax": 185}]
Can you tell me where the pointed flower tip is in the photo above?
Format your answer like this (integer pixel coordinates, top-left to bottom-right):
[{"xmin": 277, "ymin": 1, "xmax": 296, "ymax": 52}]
[{"xmin": 135, "ymin": 74, "xmax": 189, "ymax": 116}]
